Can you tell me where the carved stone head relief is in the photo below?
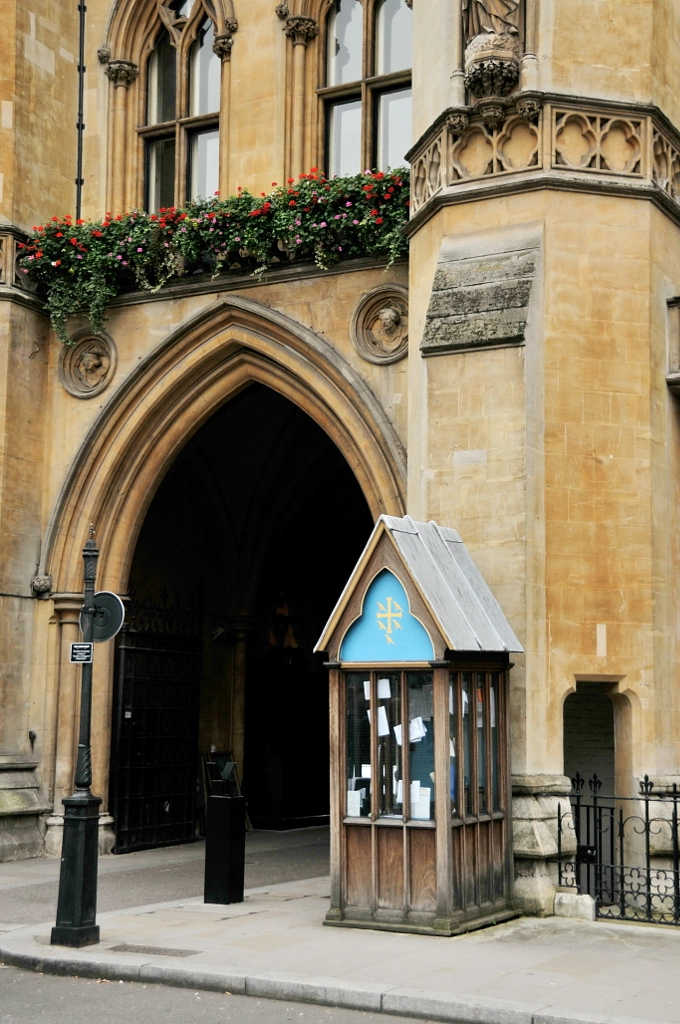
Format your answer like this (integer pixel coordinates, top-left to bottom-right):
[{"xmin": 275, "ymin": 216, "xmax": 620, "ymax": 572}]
[
  {"xmin": 351, "ymin": 285, "xmax": 408, "ymax": 364},
  {"xmin": 59, "ymin": 332, "xmax": 117, "ymax": 399}
]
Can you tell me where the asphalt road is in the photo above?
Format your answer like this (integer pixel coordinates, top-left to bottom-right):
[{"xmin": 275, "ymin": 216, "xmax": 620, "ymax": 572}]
[
  {"xmin": 0, "ymin": 967, "xmax": 428, "ymax": 1024},
  {"xmin": 0, "ymin": 828, "xmax": 330, "ymax": 926}
]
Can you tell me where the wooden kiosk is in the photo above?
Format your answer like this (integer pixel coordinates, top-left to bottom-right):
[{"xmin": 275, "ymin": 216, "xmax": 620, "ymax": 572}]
[{"xmin": 316, "ymin": 515, "xmax": 523, "ymax": 936}]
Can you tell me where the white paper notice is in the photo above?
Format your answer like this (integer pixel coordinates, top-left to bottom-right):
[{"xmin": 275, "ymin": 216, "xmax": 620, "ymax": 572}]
[
  {"xmin": 412, "ymin": 787, "xmax": 432, "ymax": 820},
  {"xmin": 409, "ymin": 716, "xmax": 427, "ymax": 742},
  {"xmin": 410, "ymin": 780, "xmax": 421, "ymax": 805},
  {"xmin": 396, "ymin": 779, "xmax": 403, "ymax": 804},
  {"xmin": 449, "ymin": 685, "xmax": 454, "ymax": 715},
  {"xmin": 363, "ymin": 680, "xmax": 370, "ymax": 701},
  {"xmin": 347, "ymin": 790, "xmax": 362, "ymax": 816},
  {"xmin": 377, "ymin": 678, "xmax": 391, "ymax": 699},
  {"xmin": 361, "ymin": 764, "xmax": 371, "ymax": 778},
  {"xmin": 377, "ymin": 705, "xmax": 390, "ymax": 736},
  {"xmin": 462, "ymin": 690, "xmax": 469, "ymax": 714},
  {"xmin": 490, "ymin": 687, "xmax": 496, "ymax": 728},
  {"xmin": 393, "ymin": 723, "xmax": 402, "ymax": 746},
  {"xmin": 450, "ymin": 738, "xmax": 456, "ymax": 758}
]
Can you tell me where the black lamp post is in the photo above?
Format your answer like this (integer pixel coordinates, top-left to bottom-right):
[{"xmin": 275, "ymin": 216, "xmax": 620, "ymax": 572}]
[{"xmin": 51, "ymin": 528, "xmax": 102, "ymax": 947}]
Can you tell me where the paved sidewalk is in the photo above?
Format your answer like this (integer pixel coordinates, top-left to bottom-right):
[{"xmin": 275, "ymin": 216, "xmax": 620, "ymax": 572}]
[{"xmin": 2, "ymin": 876, "xmax": 680, "ymax": 1024}]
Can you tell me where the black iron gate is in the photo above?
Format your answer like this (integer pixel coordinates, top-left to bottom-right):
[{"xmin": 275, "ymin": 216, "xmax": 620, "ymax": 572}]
[
  {"xmin": 110, "ymin": 597, "xmax": 202, "ymax": 854},
  {"xmin": 557, "ymin": 772, "xmax": 680, "ymax": 925}
]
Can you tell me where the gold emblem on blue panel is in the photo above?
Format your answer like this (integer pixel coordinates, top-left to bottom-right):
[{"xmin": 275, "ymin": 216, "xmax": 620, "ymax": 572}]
[{"xmin": 376, "ymin": 596, "xmax": 402, "ymax": 645}]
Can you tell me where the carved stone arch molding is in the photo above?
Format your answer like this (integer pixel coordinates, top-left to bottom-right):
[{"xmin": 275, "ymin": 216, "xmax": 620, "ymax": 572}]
[
  {"xmin": 43, "ymin": 295, "xmax": 406, "ymax": 595},
  {"xmin": 102, "ymin": 0, "xmax": 238, "ymax": 212}
]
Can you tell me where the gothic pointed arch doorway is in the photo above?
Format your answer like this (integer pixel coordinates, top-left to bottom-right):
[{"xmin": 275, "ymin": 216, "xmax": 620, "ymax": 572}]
[{"xmin": 110, "ymin": 382, "xmax": 373, "ymax": 851}]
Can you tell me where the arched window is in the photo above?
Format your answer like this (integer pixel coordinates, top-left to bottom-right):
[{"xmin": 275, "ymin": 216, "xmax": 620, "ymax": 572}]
[
  {"xmin": 322, "ymin": 0, "xmax": 412, "ymax": 177},
  {"xmin": 140, "ymin": 6, "xmax": 221, "ymax": 211}
]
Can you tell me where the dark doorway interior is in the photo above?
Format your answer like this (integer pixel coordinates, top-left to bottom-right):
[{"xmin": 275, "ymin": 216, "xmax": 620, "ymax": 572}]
[
  {"xmin": 111, "ymin": 384, "xmax": 373, "ymax": 850},
  {"xmin": 563, "ymin": 681, "xmax": 615, "ymax": 794}
]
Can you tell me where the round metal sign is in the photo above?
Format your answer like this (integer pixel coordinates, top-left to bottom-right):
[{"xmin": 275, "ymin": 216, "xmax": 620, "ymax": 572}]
[{"xmin": 80, "ymin": 591, "xmax": 125, "ymax": 643}]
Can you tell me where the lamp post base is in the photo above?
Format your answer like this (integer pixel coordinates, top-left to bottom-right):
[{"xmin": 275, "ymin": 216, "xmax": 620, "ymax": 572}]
[
  {"xmin": 50, "ymin": 791, "xmax": 102, "ymax": 948},
  {"xmin": 50, "ymin": 923, "xmax": 100, "ymax": 947}
]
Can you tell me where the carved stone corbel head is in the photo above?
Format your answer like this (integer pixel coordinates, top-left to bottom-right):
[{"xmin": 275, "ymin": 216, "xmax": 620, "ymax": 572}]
[{"xmin": 105, "ymin": 59, "xmax": 139, "ymax": 87}]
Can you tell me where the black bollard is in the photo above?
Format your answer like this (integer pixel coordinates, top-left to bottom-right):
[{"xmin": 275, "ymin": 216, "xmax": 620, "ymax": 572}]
[{"xmin": 204, "ymin": 793, "xmax": 247, "ymax": 904}]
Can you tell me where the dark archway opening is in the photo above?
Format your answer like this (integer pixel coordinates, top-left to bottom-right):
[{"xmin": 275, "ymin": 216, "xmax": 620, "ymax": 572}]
[
  {"xmin": 563, "ymin": 681, "xmax": 616, "ymax": 794},
  {"xmin": 111, "ymin": 383, "xmax": 372, "ymax": 851}
]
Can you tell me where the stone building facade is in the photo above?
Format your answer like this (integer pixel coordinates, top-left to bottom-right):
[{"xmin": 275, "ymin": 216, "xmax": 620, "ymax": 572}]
[{"xmin": 1, "ymin": 0, "xmax": 680, "ymax": 919}]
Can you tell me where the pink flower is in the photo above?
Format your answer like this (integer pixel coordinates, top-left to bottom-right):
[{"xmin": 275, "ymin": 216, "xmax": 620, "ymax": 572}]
[
  {"xmin": 320, "ymin": 221, "xmax": 327, "ymax": 227},
  {"xmin": 137, "ymin": 247, "xmax": 143, "ymax": 252},
  {"xmin": 353, "ymin": 219, "xmax": 359, "ymax": 224},
  {"xmin": 345, "ymin": 202, "xmax": 352, "ymax": 207},
  {"xmin": 116, "ymin": 255, "xmax": 122, "ymax": 260}
]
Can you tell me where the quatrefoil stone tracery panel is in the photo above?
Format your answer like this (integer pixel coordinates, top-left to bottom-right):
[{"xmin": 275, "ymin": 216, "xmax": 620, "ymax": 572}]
[{"xmin": 553, "ymin": 111, "xmax": 643, "ymax": 175}]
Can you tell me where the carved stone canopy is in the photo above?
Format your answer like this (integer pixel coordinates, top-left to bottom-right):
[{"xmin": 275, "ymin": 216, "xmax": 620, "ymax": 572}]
[
  {"xmin": 351, "ymin": 285, "xmax": 409, "ymax": 365},
  {"xmin": 59, "ymin": 332, "xmax": 117, "ymax": 399}
]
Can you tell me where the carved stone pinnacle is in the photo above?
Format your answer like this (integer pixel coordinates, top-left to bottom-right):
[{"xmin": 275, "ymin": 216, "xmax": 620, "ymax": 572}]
[
  {"xmin": 105, "ymin": 60, "xmax": 139, "ymax": 87},
  {"xmin": 284, "ymin": 15, "xmax": 318, "ymax": 44},
  {"xmin": 275, "ymin": 2, "xmax": 289, "ymax": 18}
]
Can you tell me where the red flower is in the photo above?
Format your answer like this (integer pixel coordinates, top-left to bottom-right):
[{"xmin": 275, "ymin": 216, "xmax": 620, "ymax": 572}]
[
  {"xmin": 55, "ymin": 232, "xmax": 63, "ymax": 238},
  {"xmin": 289, "ymin": 200, "xmax": 296, "ymax": 206},
  {"xmin": 370, "ymin": 209, "xmax": 378, "ymax": 216},
  {"xmin": 287, "ymin": 177, "xmax": 295, "ymax": 184},
  {"xmin": 375, "ymin": 217, "xmax": 383, "ymax": 224},
  {"xmin": 35, "ymin": 251, "xmax": 43, "ymax": 258},
  {"xmin": 70, "ymin": 237, "xmax": 78, "ymax": 244},
  {"xmin": 92, "ymin": 230, "xmax": 103, "ymax": 237},
  {"xmin": 76, "ymin": 218, "xmax": 84, "ymax": 225}
]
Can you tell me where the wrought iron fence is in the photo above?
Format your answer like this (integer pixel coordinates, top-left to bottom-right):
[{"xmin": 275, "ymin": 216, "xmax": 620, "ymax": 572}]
[{"xmin": 557, "ymin": 773, "xmax": 680, "ymax": 926}]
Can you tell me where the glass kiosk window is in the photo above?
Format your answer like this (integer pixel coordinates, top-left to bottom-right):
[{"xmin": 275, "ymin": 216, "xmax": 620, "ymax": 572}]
[{"xmin": 345, "ymin": 671, "xmax": 434, "ymax": 822}]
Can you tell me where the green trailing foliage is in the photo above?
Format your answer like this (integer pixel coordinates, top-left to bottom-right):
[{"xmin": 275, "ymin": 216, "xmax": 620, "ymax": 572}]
[{"xmin": 18, "ymin": 168, "xmax": 410, "ymax": 344}]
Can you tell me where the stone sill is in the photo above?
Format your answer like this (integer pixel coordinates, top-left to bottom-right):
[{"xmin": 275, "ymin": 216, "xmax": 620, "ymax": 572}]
[{"xmin": 108, "ymin": 255, "xmax": 408, "ymax": 310}]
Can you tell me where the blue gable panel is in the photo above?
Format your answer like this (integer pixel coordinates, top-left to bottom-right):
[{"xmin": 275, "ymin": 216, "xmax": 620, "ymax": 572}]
[{"xmin": 340, "ymin": 569, "xmax": 435, "ymax": 662}]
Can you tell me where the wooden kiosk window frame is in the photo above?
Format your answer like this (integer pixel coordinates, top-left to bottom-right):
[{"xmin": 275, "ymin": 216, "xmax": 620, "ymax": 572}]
[
  {"xmin": 340, "ymin": 659, "xmax": 508, "ymax": 829},
  {"xmin": 316, "ymin": 0, "xmax": 412, "ymax": 174},
  {"xmin": 137, "ymin": 10, "xmax": 220, "ymax": 209}
]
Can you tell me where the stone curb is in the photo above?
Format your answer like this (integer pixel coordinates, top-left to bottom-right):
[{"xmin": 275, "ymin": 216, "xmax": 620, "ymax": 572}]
[{"xmin": 0, "ymin": 939, "xmax": 668, "ymax": 1024}]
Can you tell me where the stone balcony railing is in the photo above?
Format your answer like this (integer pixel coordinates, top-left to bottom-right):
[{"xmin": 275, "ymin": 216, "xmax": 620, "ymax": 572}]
[{"xmin": 407, "ymin": 92, "xmax": 680, "ymax": 228}]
